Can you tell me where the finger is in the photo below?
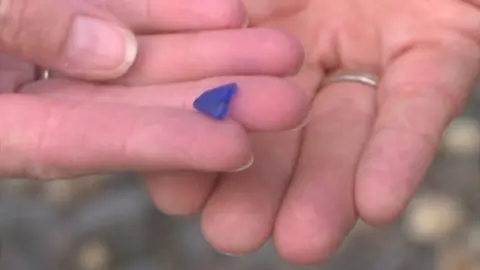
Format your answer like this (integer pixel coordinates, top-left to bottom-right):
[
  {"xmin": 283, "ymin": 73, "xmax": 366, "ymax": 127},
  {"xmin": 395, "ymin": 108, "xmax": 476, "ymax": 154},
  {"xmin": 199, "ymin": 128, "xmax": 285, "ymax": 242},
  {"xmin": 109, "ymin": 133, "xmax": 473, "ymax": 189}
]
[
  {"xmin": 0, "ymin": 0, "xmax": 137, "ymax": 80},
  {"xmin": 0, "ymin": 94, "xmax": 253, "ymax": 179},
  {"xmin": 201, "ymin": 132, "xmax": 300, "ymax": 254},
  {"xmin": 26, "ymin": 76, "xmax": 310, "ymax": 131},
  {"xmin": 145, "ymin": 171, "xmax": 218, "ymax": 216},
  {"xmin": 114, "ymin": 28, "xmax": 303, "ymax": 85},
  {"xmin": 355, "ymin": 44, "xmax": 479, "ymax": 225},
  {"xmin": 273, "ymin": 82, "xmax": 376, "ymax": 265},
  {"xmin": 89, "ymin": 0, "xmax": 248, "ymax": 33}
]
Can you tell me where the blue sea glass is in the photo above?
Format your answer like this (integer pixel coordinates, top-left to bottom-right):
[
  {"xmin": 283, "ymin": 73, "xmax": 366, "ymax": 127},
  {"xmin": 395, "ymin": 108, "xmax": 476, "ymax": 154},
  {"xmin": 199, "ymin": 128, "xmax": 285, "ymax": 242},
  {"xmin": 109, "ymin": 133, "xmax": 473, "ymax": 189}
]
[{"xmin": 193, "ymin": 83, "xmax": 238, "ymax": 120}]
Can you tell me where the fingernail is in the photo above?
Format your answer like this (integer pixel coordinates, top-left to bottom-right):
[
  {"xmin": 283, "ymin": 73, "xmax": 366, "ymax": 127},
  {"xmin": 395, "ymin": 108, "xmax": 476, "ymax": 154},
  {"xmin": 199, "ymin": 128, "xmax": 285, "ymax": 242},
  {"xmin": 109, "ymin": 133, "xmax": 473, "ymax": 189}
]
[
  {"xmin": 64, "ymin": 16, "xmax": 138, "ymax": 79},
  {"xmin": 230, "ymin": 156, "xmax": 254, "ymax": 172},
  {"xmin": 289, "ymin": 116, "xmax": 311, "ymax": 132}
]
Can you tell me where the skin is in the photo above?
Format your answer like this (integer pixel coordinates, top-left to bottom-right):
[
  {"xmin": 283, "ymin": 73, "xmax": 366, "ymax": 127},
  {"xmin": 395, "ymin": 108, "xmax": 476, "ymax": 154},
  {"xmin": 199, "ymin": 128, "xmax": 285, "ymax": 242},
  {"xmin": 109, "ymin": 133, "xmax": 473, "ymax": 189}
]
[
  {"xmin": 3, "ymin": 0, "xmax": 479, "ymax": 266},
  {"xmin": 145, "ymin": 0, "xmax": 480, "ymax": 265},
  {"xmin": 0, "ymin": 0, "xmax": 308, "ymax": 178}
]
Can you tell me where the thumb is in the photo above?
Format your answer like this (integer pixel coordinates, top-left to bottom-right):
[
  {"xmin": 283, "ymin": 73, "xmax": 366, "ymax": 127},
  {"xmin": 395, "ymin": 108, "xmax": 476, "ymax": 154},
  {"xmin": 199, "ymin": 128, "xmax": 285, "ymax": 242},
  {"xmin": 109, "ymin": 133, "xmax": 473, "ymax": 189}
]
[{"xmin": 0, "ymin": 0, "xmax": 137, "ymax": 80}]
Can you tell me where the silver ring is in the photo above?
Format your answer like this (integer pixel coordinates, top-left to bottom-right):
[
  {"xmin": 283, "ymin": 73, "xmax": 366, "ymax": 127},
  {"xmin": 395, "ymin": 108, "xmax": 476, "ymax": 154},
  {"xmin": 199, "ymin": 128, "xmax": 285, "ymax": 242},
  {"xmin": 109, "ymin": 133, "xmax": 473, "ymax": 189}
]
[
  {"xmin": 322, "ymin": 70, "xmax": 380, "ymax": 88},
  {"xmin": 34, "ymin": 66, "xmax": 51, "ymax": 80}
]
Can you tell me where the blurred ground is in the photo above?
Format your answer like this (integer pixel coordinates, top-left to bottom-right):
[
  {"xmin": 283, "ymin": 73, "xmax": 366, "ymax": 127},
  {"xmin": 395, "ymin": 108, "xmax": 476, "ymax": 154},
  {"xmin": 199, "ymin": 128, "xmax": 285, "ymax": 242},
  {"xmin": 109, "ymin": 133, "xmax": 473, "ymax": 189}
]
[{"xmin": 0, "ymin": 87, "xmax": 479, "ymax": 270}]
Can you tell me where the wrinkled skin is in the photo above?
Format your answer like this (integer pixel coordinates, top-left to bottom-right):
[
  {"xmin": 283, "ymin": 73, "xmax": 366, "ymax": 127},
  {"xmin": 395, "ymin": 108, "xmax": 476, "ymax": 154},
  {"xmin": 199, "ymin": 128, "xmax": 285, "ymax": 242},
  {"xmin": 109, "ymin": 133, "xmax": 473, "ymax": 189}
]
[{"xmin": 146, "ymin": 0, "xmax": 480, "ymax": 265}]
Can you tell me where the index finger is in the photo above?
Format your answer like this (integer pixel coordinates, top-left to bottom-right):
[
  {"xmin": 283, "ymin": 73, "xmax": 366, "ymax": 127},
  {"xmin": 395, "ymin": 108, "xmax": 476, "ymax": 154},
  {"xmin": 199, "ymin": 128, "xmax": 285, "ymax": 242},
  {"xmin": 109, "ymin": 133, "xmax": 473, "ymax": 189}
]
[
  {"xmin": 89, "ymin": 0, "xmax": 248, "ymax": 33},
  {"xmin": 0, "ymin": 94, "xmax": 253, "ymax": 180}
]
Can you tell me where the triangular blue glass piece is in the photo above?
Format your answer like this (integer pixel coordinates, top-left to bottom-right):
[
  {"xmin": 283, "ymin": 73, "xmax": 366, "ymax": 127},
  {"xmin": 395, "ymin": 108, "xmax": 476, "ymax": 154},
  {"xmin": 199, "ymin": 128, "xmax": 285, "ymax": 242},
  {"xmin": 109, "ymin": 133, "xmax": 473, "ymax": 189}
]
[{"xmin": 193, "ymin": 83, "xmax": 238, "ymax": 120}]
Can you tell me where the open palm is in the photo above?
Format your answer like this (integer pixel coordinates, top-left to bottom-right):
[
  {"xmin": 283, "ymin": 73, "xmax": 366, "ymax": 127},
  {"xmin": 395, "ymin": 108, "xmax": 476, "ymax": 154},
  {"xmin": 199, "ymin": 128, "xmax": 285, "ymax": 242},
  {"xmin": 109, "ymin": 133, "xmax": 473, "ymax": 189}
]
[{"xmin": 147, "ymin": 0, "xmax": 480, "ymax": 265}]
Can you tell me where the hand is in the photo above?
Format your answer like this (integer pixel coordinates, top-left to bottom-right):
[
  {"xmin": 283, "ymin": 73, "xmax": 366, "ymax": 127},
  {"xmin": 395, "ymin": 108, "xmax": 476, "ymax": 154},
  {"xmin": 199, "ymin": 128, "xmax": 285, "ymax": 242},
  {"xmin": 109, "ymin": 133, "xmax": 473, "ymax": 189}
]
[
  {"xmin": 147, "ymin": 0, "xmax": 480, "ymax": 265},
  {"xmin": 0, "ymin": 0, "xmax": 308, "ymax": 179}
]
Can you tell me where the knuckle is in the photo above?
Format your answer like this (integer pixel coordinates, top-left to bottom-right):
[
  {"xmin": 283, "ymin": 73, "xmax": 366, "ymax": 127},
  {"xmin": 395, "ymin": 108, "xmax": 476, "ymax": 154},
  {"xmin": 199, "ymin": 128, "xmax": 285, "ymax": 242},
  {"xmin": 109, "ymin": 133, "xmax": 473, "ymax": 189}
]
[
  {"xmin": 24, "ymin": 114, "xmax": 61, "ymax": 180},
  {"xmin": 0, "ymin": 0, "xmax": 27, "ymax": 47},
  {"xmin": 0, "ymin": 0, "xmax": 71, "ymax": 60},
  {"xmin": 24, "ymin": 101, "xmax": 81, "ymax": 181},
  {"xmin": 0, "ymin": 97, "xmax": 76, "ymax": 180},
  {"xmin": 264, "ymin": 29, "xmax": 305, "ymax": 71}
]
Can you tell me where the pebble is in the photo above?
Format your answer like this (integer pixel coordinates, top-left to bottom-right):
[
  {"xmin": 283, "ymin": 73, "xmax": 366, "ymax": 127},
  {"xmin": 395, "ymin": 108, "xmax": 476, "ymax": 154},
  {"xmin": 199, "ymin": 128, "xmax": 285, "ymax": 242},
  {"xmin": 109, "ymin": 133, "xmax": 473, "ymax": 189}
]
[
  {"xmin": 442, "ymin": 117, "xmax": 480, "ymax": 155},
  {"xmin": 42, "ymin": 175, "xmax": 111, "ymax": 206},
  {"xmin": 436, "ymin": 244, "xmax": 479, "ymax": 270},
  {"xmin": 77, "ymin": 240, "xmax": 111, "ymax": 270},
  {"xmin": 466, "ymin": 224, "xmax": 480, "ymax": 256},
  {"xmin": 402, "ymin": 192, "xmax": 466, "ymax": 244},
  {"xmin": 42, "ymin": 180, "xmax": 75, "ymax": 205}
]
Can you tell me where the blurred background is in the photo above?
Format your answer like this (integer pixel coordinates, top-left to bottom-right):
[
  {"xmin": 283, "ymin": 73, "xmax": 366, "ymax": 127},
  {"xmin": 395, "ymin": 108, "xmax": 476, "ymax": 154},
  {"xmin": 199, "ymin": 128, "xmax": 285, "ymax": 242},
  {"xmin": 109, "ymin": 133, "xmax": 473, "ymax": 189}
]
[{"xmin": 0, "ymin": 87, "xmax": 478, "ymax": 270}]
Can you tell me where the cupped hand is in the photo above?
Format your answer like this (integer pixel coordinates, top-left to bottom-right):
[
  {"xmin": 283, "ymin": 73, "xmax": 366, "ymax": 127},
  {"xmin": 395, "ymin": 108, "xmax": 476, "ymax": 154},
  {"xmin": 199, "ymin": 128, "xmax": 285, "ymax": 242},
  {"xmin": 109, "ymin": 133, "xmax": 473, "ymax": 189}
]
[
  {"xmin": 0, "ymin": 0, "xmax": 308, "ymax": 179},
  {"xmin": 147, "ymin": 0, "xmax": 480, "ymax": 265}
]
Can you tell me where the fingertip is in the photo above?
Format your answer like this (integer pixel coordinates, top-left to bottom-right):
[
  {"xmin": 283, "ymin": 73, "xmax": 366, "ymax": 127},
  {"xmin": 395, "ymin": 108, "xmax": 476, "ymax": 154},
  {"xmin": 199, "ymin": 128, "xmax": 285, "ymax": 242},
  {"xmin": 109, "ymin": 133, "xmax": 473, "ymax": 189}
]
[
  {"xmin": 201, "ymin": 200, "xmax": 270, "ymax": 255},
  {"xmin": 355, "ymin": 162, "xmax": 411, "ymax": 226},
  {"xmin": 145, "ymin": 172, "xmax": 215, "ymax": 216},
  {"xmin": 273, "ymin": 81, "xmax": 311, "ymax": 129},
  {"xmin": 355, "ymin": 176, "xmax": 412, "ymax": 226},
  {"xmin": 258, "ymin": 79, "xmax": 311, "ymax": 130},
  {"xmin": 355, "ymin": 189, "xmax": 405, "ymax": 226},
  {"xmin": 273, "ymin": 208, "xmax": 345, "ymax": 266},
  {"xmin": 229, "ymin": 78, "xmax": 310, "ymax": 131},
  {"xmin": 255, "ymin": 28, "xmax": 305, "ymax": 75}
]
